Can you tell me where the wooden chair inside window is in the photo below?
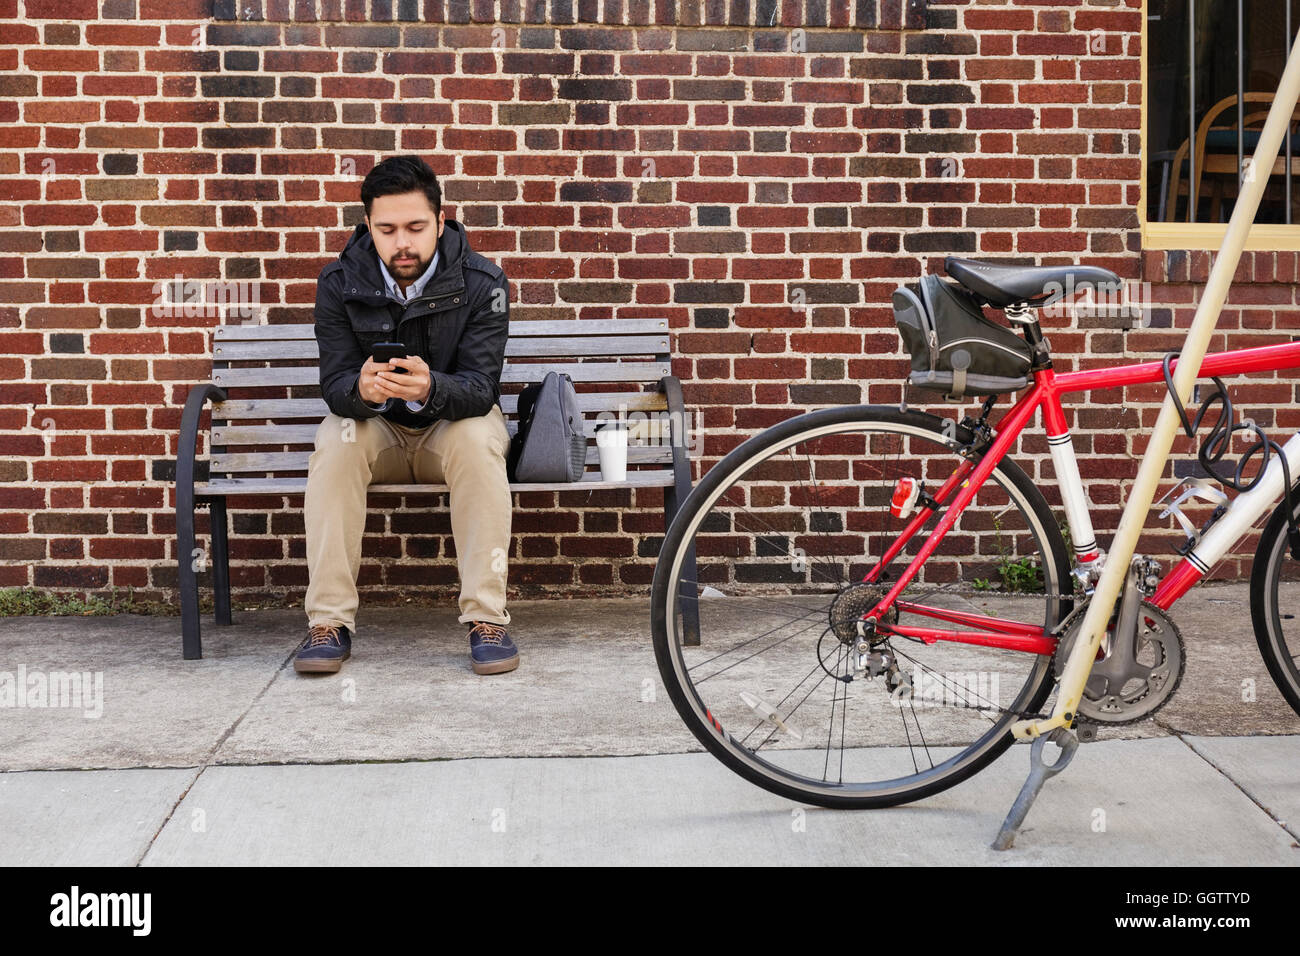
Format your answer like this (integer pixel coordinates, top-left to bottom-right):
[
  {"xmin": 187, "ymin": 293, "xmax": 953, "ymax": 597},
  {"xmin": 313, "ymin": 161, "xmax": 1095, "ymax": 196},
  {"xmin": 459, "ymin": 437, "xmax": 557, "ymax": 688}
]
[{"xmin": 1163, "ymin": 92, "xmax": 1300, "ymax": 222}]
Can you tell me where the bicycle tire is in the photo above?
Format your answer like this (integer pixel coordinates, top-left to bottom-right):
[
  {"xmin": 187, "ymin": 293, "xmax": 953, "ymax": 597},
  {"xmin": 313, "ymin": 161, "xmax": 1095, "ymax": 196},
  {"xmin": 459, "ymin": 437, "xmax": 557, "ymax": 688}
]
[
  {"xmin": 1249, "ymin": 485, "xmax": 1300, "ymax": 716},
  {"xmin": 651, "ymin": 404, "xmax": 1073, "ymax": 809}
]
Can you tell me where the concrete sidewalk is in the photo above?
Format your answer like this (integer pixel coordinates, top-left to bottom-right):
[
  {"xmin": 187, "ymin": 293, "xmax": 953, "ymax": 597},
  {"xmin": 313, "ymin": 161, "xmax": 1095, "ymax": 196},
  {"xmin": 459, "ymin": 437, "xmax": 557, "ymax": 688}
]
[{"xmin": 1, "ymin": 584, "xmax": 1298, "ymax": 865}]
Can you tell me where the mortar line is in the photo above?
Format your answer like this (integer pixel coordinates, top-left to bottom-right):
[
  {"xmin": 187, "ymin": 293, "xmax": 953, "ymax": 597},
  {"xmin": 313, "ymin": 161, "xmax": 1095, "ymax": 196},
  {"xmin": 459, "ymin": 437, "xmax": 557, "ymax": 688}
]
[
  {"xmin": 131, "ymin": 644, "xmax": 301, "ymax": 866},
  {"xmin": 1156, "ymin": 719, "xmax": 1300, "ymax": 844}
]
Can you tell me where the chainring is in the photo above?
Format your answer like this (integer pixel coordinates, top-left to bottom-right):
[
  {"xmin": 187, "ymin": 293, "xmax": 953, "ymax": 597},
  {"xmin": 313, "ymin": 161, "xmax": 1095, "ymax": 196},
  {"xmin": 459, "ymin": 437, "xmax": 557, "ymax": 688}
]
[{"xmin": 1052, "ymin": 598, "xmax": 1185, "ymax": 725}]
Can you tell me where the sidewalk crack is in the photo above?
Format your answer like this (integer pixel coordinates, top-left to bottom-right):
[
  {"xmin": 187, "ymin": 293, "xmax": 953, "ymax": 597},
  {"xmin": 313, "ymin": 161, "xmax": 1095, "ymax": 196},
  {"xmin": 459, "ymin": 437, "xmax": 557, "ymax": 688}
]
[
  {"xmin": 132, "ymin": 645, "xmax": 300, "ymax": 866},
  {"xmin": 1155, "ymin": 719, "xmax": 1300, "ymax": 846}
]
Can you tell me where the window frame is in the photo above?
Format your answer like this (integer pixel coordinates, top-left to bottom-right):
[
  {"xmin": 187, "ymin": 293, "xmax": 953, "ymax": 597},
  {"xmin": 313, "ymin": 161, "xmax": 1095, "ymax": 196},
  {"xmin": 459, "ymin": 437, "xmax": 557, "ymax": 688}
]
[{"xmin": 1140, "ymin": 0, "xmax": 1300, "ymax": 250}]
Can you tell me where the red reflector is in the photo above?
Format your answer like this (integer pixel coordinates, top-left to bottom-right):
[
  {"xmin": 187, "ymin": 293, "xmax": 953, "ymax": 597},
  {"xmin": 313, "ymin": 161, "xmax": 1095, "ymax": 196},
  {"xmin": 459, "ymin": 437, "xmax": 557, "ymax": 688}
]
[{"xmin": 890, "ymin": 477, "xmax": 920, "ymax": 519}]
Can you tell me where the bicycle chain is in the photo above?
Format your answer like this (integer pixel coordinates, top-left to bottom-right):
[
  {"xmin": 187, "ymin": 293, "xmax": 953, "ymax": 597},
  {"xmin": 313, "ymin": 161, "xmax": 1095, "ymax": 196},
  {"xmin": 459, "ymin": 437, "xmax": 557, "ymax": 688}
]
[
  {"xmin": 878, "ymin": 580, "xmax": 1074, "ymax": 721},
  {"xmin": 909, "ymin": 598, "xmax": 1181, "ymax": 727},
  {"xmin": 887, "ymin": 581, "xmax": 1079, "ymax": 608},
  {"xmin": 888, "ymin": 680, "xmax": 1051, "ymax": 721}
]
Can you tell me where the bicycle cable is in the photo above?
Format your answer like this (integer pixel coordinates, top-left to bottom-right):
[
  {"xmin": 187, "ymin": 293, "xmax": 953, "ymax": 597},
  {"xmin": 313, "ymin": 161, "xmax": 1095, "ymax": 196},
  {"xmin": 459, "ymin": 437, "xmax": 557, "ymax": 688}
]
[{"xmin": 1161, "ymin": 350, "xmax": 1300, "ymax": 558}]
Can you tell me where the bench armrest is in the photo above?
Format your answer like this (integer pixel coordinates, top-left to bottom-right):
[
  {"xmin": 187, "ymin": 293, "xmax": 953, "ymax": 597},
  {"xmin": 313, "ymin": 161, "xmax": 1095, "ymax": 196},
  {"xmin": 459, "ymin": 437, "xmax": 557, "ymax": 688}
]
[{"xmin": 177, "ymin": 383, "xmax": 228, "ymax": 494}]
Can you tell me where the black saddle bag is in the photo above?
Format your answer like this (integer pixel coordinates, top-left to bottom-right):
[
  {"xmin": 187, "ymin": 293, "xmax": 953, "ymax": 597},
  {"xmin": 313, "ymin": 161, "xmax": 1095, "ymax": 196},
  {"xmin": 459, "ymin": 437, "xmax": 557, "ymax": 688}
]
[{"xmin": 893, "ymin": 274, "xmax": 1033, "ymax": 400}]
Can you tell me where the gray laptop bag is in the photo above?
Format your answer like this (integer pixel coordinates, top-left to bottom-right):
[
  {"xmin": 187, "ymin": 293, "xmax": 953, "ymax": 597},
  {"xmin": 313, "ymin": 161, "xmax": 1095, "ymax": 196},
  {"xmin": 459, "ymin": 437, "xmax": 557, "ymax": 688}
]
[{"xmin": 507, "ymin": 370, "xmax": 586, "ymax": 482}]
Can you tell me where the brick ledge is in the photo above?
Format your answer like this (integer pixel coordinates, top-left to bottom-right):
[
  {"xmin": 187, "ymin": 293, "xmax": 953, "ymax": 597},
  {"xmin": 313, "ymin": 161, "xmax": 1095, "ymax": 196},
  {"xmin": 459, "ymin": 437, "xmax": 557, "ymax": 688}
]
[
  {"xmin": 210, "ymin": 0, "xmax": 928, "ymax": 28},
  {"xmin": 1142, "ymin": 249, "xmax": 1300, "ymax": 285}
]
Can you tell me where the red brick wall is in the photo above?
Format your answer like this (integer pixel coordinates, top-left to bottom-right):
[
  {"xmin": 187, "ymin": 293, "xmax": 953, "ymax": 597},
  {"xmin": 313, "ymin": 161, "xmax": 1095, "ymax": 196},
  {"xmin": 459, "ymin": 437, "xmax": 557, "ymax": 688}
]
[{"xmin": 0, "ymin": 0, "xmax": 1288, "ymax": 608}]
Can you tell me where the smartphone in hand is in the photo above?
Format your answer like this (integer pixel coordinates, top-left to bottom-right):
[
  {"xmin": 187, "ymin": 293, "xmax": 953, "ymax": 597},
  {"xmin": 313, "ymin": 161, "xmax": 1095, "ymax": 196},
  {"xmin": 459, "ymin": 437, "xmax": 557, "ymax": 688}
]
[{"xmin": 370, "ymin": 342, "xmax": 409, "ymax": 367}]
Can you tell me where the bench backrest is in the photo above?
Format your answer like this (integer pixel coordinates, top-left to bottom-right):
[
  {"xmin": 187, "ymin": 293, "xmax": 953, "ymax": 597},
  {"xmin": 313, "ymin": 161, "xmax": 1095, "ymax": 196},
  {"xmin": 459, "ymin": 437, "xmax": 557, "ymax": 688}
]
[{"xmin": 203, "ymin": 320, "xmax": 678, "ymax": 483}]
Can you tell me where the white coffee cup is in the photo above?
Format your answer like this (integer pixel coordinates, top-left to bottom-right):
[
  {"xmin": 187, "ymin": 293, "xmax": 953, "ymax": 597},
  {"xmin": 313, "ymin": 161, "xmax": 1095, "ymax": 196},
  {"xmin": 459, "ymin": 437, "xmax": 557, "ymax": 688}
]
[{"xmin": 595, "ymin": 422, "xmax": 628, "ymax": 481}]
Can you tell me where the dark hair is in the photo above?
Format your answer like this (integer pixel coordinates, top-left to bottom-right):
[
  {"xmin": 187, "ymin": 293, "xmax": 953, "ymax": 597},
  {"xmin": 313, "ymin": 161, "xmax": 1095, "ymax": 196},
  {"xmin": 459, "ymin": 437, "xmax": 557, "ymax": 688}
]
[{"xmin": 360, "ymin": 155, "xmax": 442, "ymax": 218}]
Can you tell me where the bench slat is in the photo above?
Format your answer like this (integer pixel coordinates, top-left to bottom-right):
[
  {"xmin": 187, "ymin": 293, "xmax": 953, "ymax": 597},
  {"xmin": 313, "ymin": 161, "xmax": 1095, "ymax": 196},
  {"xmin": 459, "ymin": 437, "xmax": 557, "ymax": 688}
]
[
  {"xmin": 210, "ymin": 444, "xmax": 674, "ymax": 473},
  {"xmin": 212, "ymin": 344, "xmax": 667, "ymax": 382},
  {"xmin": 209, "ymin": 346, "xmax": 671, "ymax": 388},
  {"xmin": 502, "ymin": 391, "xmax": 667, "ymax": 414},
  {"xmin": 194, "ymin": 468, "xmax": 676, "ymax": 495},
  {"xmin": 506, "ymin": 319, "xmax": 670, "ymax": 336},
  {"xmin": 501, "ymin": 362, "xmax": 670, "ymax": 383},
  {"xmin": 213, "ymin": 336, "xmax": 668, "ymax": 362},
  {"xmin": 212, "ymin": 367, "xmax": 319, "ymax": 388},
  {"xmin": 211, "ymin": 390, "xmax": 668, "ymax": 421},
  {"xmin": 212, "ymin": 417, "xmax": 680, "ymax": 445},
  {"xmin": 211, "ymin": 319, "xmax": 670, "ymax": 341},
  {"xmin": 504, "ymin": 335, "xmax": 669, "ymax": 356}
]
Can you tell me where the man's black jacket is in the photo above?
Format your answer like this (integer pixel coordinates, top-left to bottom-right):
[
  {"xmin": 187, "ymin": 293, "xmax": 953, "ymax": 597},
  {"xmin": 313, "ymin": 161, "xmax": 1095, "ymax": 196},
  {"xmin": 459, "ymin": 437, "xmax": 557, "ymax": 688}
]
[{"xmin": 314, "ymin": 218, "xmax": 509, "ymax": 427}]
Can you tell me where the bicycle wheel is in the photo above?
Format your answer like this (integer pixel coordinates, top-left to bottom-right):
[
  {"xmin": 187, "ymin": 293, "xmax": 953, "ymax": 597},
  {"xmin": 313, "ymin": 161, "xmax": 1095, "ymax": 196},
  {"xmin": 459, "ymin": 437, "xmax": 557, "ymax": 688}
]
[
  {"xmin": 1249, "ymin": 487, "xmax": 1300, "ymax": 716},
  {"xmin": 651, "ymin": 404, "xmax": 1073, "ymax": 808}
]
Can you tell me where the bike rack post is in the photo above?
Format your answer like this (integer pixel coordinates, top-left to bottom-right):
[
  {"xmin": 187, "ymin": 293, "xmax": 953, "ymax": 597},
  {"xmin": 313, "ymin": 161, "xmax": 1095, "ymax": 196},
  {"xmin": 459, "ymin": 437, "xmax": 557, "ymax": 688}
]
[{"xmin": 994, "ymin": 25, "xmax": 1300, "ymax": 849}]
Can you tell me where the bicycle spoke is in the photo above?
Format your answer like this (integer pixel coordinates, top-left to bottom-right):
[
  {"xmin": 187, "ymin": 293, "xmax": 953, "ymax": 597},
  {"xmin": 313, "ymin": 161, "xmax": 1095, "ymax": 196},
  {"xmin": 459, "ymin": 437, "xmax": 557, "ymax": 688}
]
[
  {"xmin": 839, "ymin": 702, "xmax": 848, "ymax": 782},
  {"xmin": 708, "ymin": 484, "xmax": 852, "ymax": 590},
  {"xmin": 794, "ymin": 444, "xmax": 850, "ymax": 589},
  {"xmin": 823, "ymin": 643, "xmax": 843, "ymax": 781},
  {"xmin": 752, "ymin": 656, "xmax": 841, "ymax": 753},
  {"xmin": 691, "ymin": 618, "xmax": 826, "ymax": 684},
  {"xmin": 907, "ymin": 693, "xmax": 935, "ymax": 770},
  {"xmin": 838, "ymin": 644, "xmax": 849, "ymax": 783},
  {"xmin": 670, "ymin": 584, "xmax": 835, "ymax": 624},
  {"xmin": 685, "ymin": 604, "xmax": 827, "ymax": 673},
  {"xmin": 889, "ymin": 644, "xmax": 1010, "ymax": 721},
  {"xmin": 897, "ymin": 676, "xmax": 920, "ymax": 775}
]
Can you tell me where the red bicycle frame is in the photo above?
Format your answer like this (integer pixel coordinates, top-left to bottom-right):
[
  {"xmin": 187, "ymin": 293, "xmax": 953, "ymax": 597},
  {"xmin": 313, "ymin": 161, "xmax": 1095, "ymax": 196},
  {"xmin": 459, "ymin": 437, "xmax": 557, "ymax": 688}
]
[{"xmin": 861, "ymin": 339, "xmax": 1300, "ymax": 655}]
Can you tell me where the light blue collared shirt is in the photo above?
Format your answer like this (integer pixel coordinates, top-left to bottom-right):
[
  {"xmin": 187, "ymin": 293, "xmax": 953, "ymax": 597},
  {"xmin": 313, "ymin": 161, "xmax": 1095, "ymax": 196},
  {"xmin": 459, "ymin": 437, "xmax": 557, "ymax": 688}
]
[
  {"xmin": 378, "ymin": 249, "xmax": 439, "ymax": 304},
  {"xmin": 363, "ymin": 249, "xmax": 440, "ymax": 412}
]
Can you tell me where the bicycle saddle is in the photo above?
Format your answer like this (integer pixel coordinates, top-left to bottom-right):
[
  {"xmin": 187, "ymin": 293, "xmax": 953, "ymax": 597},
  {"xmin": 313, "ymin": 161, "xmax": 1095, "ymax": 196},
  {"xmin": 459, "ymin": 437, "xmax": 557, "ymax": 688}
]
[{"xmin": 945, "ymin": 256, "xmax": 1122, "ymax": 308}]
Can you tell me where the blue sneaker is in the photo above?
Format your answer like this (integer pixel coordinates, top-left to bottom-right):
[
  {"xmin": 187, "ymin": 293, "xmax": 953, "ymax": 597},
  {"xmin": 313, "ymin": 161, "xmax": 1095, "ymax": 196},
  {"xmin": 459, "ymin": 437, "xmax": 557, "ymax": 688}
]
[
  {"xmin": 295, "ymin": 622, "xmax": 352, "ymax": 673},
  {"xmin": 468, "ymin": 621, "xmax": 519, "ymax": 675}
]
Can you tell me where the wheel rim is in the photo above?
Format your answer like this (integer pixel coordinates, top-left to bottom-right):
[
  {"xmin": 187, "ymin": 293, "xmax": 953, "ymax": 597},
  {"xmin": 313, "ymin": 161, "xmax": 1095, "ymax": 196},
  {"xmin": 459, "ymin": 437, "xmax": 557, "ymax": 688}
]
[
  {"xmin": 658, "ymin": 411, "xmax": 1066, "ymax": 803},
  {"xmin": 1264, "ymin": 526, "xmax": 1300, "ymax": 702}
]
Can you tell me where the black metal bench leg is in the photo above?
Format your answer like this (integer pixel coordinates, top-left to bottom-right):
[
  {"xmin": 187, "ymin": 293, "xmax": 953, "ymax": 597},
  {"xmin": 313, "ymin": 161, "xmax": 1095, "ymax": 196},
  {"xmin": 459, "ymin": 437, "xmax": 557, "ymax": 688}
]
[
  {"xmin": 660, "ymin": 374, "xmax": 700, "ymax": 646},
  {"xmin": 178, "ymin": 492, "xmax": 203, "ymax": 660},
  {"xmin": 210, "ymin": 496, "xmax": 232, "ymax": 626},
  {"xmin": 663, "ymin": 481, "xmax": 701, "ymax": 648},
  {"xmin": 679, "ymin": 540, "xmax": 701, "ymax": 647},
  {"xmin": 177, "ymin": 382, "xmax": 226, "ymax": 660}
]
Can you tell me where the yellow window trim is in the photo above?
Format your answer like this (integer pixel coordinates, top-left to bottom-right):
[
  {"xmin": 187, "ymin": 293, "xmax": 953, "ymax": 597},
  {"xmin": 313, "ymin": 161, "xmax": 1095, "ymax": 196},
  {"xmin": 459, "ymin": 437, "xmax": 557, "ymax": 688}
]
[
  {"xmin": 1139, "ymin": 0, "xmax": 1300, "ymax": 250},
  {"xmin": 1144, "ymin": 222, "xmax": 1300, "ymax": 249}
]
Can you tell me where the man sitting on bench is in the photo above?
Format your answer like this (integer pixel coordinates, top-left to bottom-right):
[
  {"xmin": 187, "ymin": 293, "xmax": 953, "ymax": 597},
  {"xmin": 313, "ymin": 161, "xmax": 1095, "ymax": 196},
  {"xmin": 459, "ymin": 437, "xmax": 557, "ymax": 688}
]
[{"xmin": 300, "ymin": 155, "xmax": 518, "ymax": 677}]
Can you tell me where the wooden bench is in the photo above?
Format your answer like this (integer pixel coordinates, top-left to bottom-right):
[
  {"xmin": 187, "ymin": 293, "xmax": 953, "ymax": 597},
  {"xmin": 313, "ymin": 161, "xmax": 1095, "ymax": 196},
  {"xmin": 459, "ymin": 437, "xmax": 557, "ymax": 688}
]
[{"xmin": 175, "ymin": 319, "xmax": 700, "ymax": 659}]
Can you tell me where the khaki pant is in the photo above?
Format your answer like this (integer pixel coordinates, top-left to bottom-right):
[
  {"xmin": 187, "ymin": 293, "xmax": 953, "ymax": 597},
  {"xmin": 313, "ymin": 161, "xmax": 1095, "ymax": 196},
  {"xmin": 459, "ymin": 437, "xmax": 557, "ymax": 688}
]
[{"xmin": 304, "ymin": 405, "xmax": 512, "ymax": 635}]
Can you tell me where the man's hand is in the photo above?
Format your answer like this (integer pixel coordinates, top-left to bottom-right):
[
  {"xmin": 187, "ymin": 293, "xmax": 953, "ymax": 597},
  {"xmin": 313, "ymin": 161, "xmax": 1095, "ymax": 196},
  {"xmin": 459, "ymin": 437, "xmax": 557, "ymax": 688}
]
[{"xmin": 358, "ymin": 354, "xmax": 432, "ymax": 405}]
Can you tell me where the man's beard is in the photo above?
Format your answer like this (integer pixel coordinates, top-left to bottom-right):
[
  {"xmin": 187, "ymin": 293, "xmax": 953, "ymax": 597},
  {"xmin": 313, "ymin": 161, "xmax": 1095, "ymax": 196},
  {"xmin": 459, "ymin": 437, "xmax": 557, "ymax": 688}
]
[{"xmin": 388, "ymin": 252, "xmax": 429, "ymax": 277}]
